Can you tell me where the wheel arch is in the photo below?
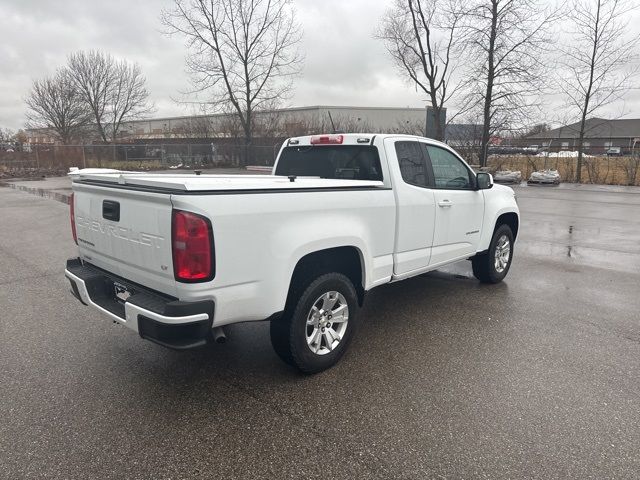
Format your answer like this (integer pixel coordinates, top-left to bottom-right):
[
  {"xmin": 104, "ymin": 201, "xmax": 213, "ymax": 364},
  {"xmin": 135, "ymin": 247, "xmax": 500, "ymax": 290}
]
[
  {"xmin": 477, "ymin": 208, "xmax": 520, "ymax": 254},
  {"xmin": 495, "ymin": 211, "xmax": 519, "ymax": 240},
  {"xmin": 287, "ymin": 246, "xmax": 366, "ymax": 307}
]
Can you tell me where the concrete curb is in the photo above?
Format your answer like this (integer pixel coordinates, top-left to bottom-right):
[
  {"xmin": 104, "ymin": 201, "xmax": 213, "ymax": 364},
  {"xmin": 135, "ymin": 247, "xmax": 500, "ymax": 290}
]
[{"xmin": 1, "ymin": 182, "xmax": 71, "ymax": 205}]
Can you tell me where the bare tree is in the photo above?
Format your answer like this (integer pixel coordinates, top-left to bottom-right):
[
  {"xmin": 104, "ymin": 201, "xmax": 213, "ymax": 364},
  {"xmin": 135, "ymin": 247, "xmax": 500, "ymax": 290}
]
[
  {"xmin": 463, "ymin": 0, "xmax": 557, "ymax": 166},
  {"xmin": 15, "ymin": 129, "xmax": 28, "ymax": 145},
  {"xmin": 444, "ymin": 119, "xmax": 484, "ymax": 162},
  {"xmin": 253, "ymin": 109, "xmax": 286, "ymax": 139},
  {"xmin": 172, "ymin": 115, "xmax": 217, "ymax": 138},
  {"xmin": 108, "ymin": 61, "xmax": 153, "ymax": 141},
  {"xmin": 277, "ymin": 112, "xmax": 325, "ymax": 138},
  {"xmin": 524, "ymin": 123, "xmax": 552, "ymax": 137},
  {"xmin": 67, "ymin": 50, "xmax": 152, "ymax": 143},
  {"xmin": 377, "ymin": 0, "xmax": 465, "ymax": 141},
  {"xmin": 162, "ymin": 0, "xmax": 303, "ymax": 165},
  {"xmin": 25, "ymin": 70, "xmax": 90, "ymax": 144},
  {"xmin": 0, "ymin": 127, "xmax": 15, "ymax": 144},
  {"xmin": 559, "ymin": 0, "xmax": 639, "ymax": 182},
  {"xmin": 323, "ymin": 114, "xmax": 374, "ymax": 134},
  {"xmin": 387, "ymin": 118, "xmax": 427, "ymax": 136},
  {"xmin": 67, "ymin": 51, "xmax": 111, "ymax": 142}
]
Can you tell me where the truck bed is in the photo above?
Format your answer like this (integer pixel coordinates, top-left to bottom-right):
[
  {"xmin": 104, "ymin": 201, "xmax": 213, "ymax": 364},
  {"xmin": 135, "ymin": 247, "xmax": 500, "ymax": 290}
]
[{"xmin": 72, "ymin": 171, "xmax": 385, "ymax": 192}]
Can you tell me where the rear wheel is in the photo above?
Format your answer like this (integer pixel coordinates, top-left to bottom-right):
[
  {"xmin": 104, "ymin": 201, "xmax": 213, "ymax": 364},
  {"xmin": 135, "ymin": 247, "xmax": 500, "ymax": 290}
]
[
  {"xmin": 472, "ymin": 224, "xmax": 514, "ymax": 283},
  {"xmin": 270, "ymin": 273, "xmax": 358, "ymax": 374}
]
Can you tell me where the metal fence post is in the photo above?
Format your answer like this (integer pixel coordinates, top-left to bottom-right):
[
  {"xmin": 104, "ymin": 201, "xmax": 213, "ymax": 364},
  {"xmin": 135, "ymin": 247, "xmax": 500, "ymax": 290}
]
[
  {"xmin": 82, "ymin": 146, "xmax": 87, "ymax": 168},
  {"xmin": 35, "ymin": 145, "xmax": 40, "ymax": 169}
]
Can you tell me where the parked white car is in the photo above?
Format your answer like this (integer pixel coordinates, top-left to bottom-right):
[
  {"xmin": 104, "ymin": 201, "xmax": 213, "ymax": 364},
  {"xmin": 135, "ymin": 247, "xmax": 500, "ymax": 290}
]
[{"xmin": 65, "ymin": 134, "xmax": 519, "ymax": 373}]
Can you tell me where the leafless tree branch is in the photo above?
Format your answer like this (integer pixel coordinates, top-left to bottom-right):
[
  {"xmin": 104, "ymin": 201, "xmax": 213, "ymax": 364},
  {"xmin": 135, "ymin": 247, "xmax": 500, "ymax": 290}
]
[
  {"xmin": 558, "ymin": 0, "xmax": 640, "ymax": 182},
  {"xmin": 460, "ymin": 0, "xmax": 559, "ymax": 166},
  {"xmin": 67, "ymin": 50, "xmax": 153, "ymax": 143},
  {"xmin": 25, "ymin": 69, "xmax": 91, "ymax": 144},
  {"xmin": 376, "ymin": 0, "xmax": 466, "ymax": 141},
  {"xmin": 162, "ymin": 0, "xmax": 303, "ymax": 165}
]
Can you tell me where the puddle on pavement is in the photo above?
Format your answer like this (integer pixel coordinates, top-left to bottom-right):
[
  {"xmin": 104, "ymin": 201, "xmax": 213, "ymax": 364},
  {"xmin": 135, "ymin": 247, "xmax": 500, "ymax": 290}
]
[
  {"xmin": 516, "ymin": 240, "xmax": 640, "ymax": 274},
  {"xmin": 567, "ymin": 225, "xmax": 573, "ymax": 257}
]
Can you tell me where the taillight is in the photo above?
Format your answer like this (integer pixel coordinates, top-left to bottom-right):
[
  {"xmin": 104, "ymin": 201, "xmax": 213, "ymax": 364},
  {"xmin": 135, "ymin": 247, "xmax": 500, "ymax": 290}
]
[
  {"xmin": 70, "ymin": 193, "xmax": 77, "ymax": 245},
  {"xmin": 172, "ymin": 210, "xmax": 214, "ymax": 282},
  {"xmin": 310, "ymin": 134, "xmax": 344, "ymax": 145}
]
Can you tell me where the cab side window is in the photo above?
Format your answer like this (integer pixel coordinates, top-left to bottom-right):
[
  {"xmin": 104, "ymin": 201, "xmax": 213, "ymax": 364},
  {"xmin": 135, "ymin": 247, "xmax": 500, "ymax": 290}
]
[
  {"xmin": 425, "ymin": 146, "xmax": 473, "ymax": 189},
  {"xmin": 395, "ymin": 141, "xmax": 429, "ymax": 188}
]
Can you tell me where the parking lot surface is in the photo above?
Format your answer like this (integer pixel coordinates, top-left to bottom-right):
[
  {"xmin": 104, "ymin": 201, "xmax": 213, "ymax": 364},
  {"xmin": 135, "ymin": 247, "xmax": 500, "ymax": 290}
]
[{"xmin": 1, "ymin": 183, "xmax": 639, "ymax": 479}]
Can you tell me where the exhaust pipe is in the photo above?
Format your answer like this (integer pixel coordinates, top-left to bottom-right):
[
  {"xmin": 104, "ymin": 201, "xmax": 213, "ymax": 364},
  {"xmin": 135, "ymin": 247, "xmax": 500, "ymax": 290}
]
[{"xmin": 212, "ymin": 326, "xmax": 227, "ymax": 344}]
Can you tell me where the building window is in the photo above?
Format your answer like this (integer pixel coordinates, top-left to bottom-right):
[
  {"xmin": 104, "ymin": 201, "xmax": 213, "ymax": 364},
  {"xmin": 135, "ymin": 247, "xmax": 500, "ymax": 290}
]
[
  {"xmin": 583, "ymin": 142, "xmax": 590, "ymax": 150},
  {"xmin": 561, "ymin": 142, "xmax": 569, "ymax": 150},
  {"xmin": 604, "ymin": 141, "xmax": 612, "ymax": 148}
]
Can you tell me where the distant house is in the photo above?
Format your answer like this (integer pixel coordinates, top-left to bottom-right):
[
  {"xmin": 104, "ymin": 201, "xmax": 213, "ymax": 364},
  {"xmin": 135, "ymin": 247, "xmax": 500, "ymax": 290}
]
[
  {"xmin": 525, "ymin": 118, "xmax": 640, "ymax": 155},
  {"xmin": 24, "ymin": 128, "xmax": 57, "ymax": 145},
  {"xmin": 444, "ymin": 124, "xmax": 483, "ymax": 147}
]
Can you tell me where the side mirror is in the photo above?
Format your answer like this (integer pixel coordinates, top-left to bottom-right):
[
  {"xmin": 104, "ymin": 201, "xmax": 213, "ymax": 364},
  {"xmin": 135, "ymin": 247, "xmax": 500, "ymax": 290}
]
[{"xmin": 476, "ymin": 172, "xmax": 493, "ymax": 190}]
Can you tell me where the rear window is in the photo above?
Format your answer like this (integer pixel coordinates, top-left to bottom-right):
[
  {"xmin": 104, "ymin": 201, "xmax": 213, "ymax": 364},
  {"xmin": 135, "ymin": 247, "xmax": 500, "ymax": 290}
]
[{"xmin": 275, "ymin": 146, "xmax": 383, "ymax": 181}]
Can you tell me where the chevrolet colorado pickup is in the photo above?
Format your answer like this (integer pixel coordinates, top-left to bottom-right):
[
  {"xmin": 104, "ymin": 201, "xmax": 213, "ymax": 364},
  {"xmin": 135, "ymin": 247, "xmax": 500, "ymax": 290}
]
[{"xmin": 65, "ymin": 134, "xmax": 519, "ymax": 373}]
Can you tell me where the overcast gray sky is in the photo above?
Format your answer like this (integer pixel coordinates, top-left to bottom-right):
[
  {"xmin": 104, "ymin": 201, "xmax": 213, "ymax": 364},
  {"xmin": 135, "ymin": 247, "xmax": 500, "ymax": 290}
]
[{"xmin": 1, "ymin": 0, "xmax": 639, "ymax": 130}]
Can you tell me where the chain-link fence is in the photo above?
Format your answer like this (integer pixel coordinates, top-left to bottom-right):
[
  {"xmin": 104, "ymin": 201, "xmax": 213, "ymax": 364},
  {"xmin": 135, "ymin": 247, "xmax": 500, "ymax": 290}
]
[
  {"xmin": 486, "ymin": 154, "xmax": 640, "ymax": 186},
  {"xmin": 0, "ymin": 143, "xmax": 281, "ymax": 175}
]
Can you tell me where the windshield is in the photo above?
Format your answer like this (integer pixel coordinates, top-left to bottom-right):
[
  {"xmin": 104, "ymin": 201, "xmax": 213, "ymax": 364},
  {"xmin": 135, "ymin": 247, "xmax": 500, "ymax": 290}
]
[{"xmin": 275, "ymin": 145, "xmax": 383, "ymax": 181}]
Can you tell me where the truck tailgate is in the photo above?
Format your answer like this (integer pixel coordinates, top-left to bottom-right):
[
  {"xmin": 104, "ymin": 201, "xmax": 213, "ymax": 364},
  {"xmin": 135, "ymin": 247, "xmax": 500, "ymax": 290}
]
[{"xmin": 72, "ymin": 182, "xmax": 176, "ymax": 297}]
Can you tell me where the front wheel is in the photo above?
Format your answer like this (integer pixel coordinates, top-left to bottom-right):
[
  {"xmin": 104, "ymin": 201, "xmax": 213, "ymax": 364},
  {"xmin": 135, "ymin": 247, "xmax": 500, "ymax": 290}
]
[
  {"xmin": 270, "ymin": 273, "xmax": 358, "ymax": 374},
  {"xmin": 472, "ymin": 224, "xmax": 514, "ymax": 283}
]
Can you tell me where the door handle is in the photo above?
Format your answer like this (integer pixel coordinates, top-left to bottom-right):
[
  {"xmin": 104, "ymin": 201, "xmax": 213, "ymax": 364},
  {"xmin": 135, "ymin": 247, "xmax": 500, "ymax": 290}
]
[{"xmin": 438, "ymin": 200, "xmax": 453, "ymax": 207}]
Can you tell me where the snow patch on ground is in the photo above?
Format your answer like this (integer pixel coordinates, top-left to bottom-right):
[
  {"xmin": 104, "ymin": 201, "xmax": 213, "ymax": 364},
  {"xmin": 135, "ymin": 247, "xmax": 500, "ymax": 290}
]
[{"xmin": 536, "ymin": 151, "xmax": 593, "ymax": 158}]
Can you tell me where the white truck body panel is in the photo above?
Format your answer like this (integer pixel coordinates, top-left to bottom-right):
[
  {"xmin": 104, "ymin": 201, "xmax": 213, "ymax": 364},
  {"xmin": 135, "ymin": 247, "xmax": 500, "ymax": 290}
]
[
  {"xmin": 67, "ymin": 133, "xmax": 519, "ymax": 335},
  {"xmin": 171, "ymin": 188, "xmax": 395, "ymax": 325},
  {"xmin": 73, "ymin": 182, "xmax": 177, "ymax": 296},
  {"xmin": 381, "ymin": 137, "xmax": 437, "ymax": 275}
]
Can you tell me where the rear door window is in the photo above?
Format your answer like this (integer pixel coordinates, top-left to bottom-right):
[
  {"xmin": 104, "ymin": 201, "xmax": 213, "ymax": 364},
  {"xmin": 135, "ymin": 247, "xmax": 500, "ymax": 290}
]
[
  {"xmin": 395, "ymin": 141, "xmax": 431, "ymax": 188},
  {"xmin": 275, "ymin": 146, "xmax": 383, "ymax": 181}
]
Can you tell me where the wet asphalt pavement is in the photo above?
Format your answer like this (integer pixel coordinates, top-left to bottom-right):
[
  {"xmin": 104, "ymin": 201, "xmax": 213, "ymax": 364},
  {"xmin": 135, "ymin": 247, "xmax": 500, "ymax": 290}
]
[{"xmin": 0, "ymin": 183, "xmax": 639, "ymax": 479}]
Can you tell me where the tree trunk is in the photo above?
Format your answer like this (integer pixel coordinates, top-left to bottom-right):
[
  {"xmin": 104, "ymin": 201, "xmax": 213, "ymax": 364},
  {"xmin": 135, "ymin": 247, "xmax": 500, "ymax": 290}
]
[
  {"xmin": 435, "ymin": 115, "xmax": 443, "ymax": 142},
  {"xmin": 479, "ymin": 102, "xmax": 492, "ymax": 167},
  {"xmin": 576, "ymin": 113, "xmax": 588, "ymax": 183},
  {"xmin": 432, "ymin": 100, "xmax": 444, "ymax": 141},
  {"xmin": 242, "ymin": 109, "xmax": 252, "ymax": 168},
  {"xmin": 576, "ymin": 0, "xmax": 601, "ymax": 183},
  {"xmin": 243, "ymin": 135, "xmax": 251, "ymax": 167},
  {"xmin": 479, "ymin": 0, "xmax": 498, "ymax": 168}
]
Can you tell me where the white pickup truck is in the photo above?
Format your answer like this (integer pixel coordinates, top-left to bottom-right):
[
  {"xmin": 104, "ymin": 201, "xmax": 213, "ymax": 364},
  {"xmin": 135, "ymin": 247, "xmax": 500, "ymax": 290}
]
[{"xmin": 65, "ymin": 134, "xmax": 519, "ymax": 373}]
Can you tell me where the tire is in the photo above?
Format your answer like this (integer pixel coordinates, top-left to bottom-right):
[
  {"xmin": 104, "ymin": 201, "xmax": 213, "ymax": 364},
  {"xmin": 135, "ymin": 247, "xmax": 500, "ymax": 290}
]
[
  {"xmin": 472, "ymin": 224, "xmax": 514, "ymax": 284},
  {"xmin": 270, "ymin": 273, "xmax": 358, "ymax": 374}
]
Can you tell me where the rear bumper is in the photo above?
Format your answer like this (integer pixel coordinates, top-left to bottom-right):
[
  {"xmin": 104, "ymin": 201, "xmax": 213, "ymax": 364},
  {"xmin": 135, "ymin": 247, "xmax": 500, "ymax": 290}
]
[{"xmin": 65, "ymin": 258, "xmax": 214, "ymax": 349}]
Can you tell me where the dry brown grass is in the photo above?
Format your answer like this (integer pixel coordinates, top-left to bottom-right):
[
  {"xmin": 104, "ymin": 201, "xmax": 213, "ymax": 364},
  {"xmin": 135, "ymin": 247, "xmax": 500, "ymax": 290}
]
[
  {"xmin": 486, "ymin": 155, "xmax": 640, "ymax": 186},
  {"xmin": 87, "ymin": 160, "xmax": 165, "ymax": 170}
]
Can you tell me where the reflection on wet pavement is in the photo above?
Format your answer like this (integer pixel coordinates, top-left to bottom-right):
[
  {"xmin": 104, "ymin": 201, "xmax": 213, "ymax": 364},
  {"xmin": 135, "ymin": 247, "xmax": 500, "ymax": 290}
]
[{"xmin": 513, "ymin": 184, "xmax": 640, "ymax": 273}]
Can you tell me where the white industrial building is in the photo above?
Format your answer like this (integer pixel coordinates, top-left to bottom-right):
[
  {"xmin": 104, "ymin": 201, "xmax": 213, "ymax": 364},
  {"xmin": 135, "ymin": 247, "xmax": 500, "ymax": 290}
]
[{"xmin": 118, "ymin": 105, "xmax": 428, "ymax": 139}]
